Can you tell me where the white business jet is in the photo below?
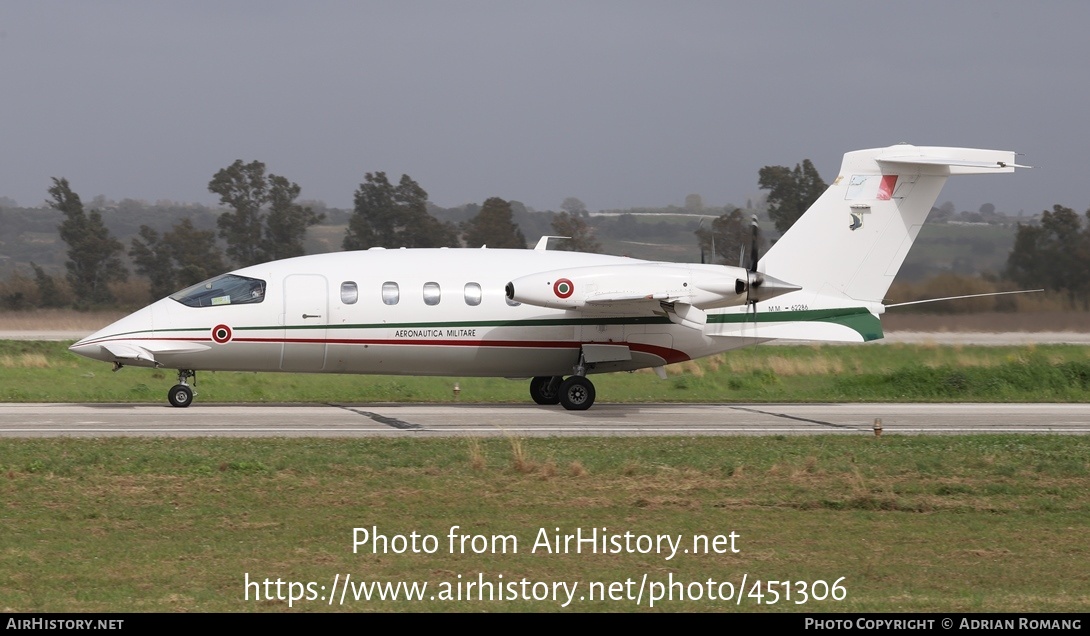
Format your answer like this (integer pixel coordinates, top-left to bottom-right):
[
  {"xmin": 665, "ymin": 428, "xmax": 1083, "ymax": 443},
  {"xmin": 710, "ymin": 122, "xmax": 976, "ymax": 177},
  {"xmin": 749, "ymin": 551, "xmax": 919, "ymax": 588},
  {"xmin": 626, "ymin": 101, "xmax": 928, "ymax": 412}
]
[{"xmin": 69, "ymin": 144, "xmax": 1024, "ymax": 409}]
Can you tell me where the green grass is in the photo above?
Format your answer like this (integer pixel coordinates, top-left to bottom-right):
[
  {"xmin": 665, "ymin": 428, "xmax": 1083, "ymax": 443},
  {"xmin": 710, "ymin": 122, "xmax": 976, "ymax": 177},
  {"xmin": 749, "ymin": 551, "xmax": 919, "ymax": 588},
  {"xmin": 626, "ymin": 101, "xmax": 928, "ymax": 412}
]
[
  {"xmin": 1, "ymin": 436, "xmax": 1088, "ymax": 612},
  {"xmin": 4, "ymin": 340, "xmax": 1089, "ymax": 612},
  {"xmin": 4, "ymin": 340, "xmax": 1088, "ymax": 404}
]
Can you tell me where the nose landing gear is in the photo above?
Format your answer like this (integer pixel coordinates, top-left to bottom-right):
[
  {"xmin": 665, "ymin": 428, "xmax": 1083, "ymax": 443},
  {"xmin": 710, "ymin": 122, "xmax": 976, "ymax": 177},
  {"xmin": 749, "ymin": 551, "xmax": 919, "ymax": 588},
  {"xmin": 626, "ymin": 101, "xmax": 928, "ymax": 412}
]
[{"xmin": 168, "ymin": 369, "xmax": 196, "ymax": 408}]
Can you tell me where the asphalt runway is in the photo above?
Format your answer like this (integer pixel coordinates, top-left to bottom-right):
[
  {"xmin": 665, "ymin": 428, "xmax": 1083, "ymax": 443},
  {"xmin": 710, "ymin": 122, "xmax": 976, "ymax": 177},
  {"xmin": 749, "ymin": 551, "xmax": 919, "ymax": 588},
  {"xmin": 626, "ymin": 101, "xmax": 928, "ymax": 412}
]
[{"xmin": 1, "ymin": 403, "xmax": 1088, "ymax": 437}]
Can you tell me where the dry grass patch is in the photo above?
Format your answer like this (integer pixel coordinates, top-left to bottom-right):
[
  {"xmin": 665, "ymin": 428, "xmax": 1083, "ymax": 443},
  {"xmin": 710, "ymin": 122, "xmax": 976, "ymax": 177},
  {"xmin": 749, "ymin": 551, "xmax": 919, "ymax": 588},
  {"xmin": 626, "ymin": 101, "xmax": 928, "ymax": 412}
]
[
  {"xmin": 507, "ymin": 437, "xmax": 537, "ymax": 474},
  {"xmin": 790, "ymin": 455, "xmax": 820, "ymax": 477},
  {"xmin": 502, "ymin": 444, "xmax": 566, "ymax": 479},
  {"xmin": 680, "ymin": 360, "xmax": 704, "ymax": 377},
  {"xmin": 665, "ymin": 359, "xmax": 717, "ymax": 377},
  {"xmin": 950, "ymin": 352, "xmax": 1001, "ymax": 368},
  {"xmin": 631, "ymin": 496, "xmax": 699, "ymax": 509},
  {"xmin": 0, "ymin": 353, "xmax": 50, "ymax": 368},
  {"xmin": 722, "ymin": 353, "xmax": 846, "ymax": 377},
  {"xmin": 0, "ymin": 309, "xmax": 126, "ymax": 331},
  {"xmin": 765, "ymin": 355, "xmax": 846, "ymax": 376},
  {"xmin": 466, "ymin": 439, "xmax": 487, "ymax": 471}
]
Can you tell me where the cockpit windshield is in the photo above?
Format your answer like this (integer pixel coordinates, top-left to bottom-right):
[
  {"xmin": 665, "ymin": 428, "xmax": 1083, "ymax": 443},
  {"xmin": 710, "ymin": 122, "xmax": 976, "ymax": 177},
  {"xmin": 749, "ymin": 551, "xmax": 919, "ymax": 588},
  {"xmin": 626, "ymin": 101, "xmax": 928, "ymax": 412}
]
[{"xmin": 169, "ymin": 274, "xmax": 266, "ymax": 308}]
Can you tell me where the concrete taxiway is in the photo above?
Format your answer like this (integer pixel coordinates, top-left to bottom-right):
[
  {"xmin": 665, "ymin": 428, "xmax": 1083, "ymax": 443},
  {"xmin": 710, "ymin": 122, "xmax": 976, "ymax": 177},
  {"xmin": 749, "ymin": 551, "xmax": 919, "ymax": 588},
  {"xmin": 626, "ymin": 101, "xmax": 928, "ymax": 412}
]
[{"xmin": 1, "ymin": 403, "xmax": 1087, "ymax": 437}]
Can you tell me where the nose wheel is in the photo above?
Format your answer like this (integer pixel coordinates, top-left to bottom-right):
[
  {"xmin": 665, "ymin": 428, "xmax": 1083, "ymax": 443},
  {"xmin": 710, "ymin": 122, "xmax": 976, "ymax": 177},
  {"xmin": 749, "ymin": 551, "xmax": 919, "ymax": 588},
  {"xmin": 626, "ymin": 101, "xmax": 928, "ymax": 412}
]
[
  {"xmin": 168, "ymin": 369, "xmax": 197, "ymax": 408},
  {"xmin": 168, "ymin": 384, "xmax": 193, "ymax": 408}
]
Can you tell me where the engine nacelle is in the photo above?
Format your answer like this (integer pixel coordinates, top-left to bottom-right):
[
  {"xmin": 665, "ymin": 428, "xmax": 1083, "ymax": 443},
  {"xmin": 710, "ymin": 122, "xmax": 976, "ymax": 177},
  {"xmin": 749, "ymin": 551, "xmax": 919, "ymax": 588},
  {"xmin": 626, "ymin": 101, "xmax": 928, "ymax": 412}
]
[{"xmin": 505, "ymin": 263, "xmax": 755, "ymax": 310}]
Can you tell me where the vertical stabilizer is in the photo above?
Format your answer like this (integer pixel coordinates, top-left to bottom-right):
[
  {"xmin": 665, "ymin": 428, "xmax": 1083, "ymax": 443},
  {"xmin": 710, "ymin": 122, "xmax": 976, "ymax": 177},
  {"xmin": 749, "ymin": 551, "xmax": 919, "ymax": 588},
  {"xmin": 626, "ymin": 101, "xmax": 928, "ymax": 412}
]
[{"xmin": 759, "ymin": 144, "xmax": 1022, "ymax": 304}]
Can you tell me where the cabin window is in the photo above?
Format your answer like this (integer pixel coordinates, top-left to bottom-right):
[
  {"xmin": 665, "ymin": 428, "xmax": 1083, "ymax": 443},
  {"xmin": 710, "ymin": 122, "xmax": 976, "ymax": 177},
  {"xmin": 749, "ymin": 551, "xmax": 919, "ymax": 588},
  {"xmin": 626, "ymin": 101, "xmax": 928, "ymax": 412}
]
[
  {"xmin": 381, "ymin": 282, "xmax": 399, "ymax": 305},
  {"xmin": 340, "ymin": 281, "xmax": 358, "ymax": 305},
  {"xmin": 464, "ymin": 282, "xmax": 482, "ymax": 306},
  {"xmin": 170, "ymin": 274, "xmax": 266, "ymax": 308},
  {"xmin": 423, "ymin": 282, "xmax": 441, "ymax": 306}
]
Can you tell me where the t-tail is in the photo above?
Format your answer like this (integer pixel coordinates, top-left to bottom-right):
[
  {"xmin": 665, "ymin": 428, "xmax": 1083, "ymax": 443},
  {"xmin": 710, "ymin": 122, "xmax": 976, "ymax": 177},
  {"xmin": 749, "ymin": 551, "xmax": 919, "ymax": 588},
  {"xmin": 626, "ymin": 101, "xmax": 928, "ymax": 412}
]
[{"xmin": 705, "ymin": 144, "xmax": 1026, "ymax": 343}]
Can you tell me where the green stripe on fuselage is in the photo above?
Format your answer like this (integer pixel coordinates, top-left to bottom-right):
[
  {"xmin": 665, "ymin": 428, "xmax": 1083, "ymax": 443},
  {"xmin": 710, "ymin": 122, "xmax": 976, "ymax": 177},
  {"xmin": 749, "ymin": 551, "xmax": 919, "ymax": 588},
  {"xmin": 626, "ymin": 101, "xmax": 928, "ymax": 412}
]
[{"xmin": 707, "ymin": 307, "xmax": 883, "ymax": 341}]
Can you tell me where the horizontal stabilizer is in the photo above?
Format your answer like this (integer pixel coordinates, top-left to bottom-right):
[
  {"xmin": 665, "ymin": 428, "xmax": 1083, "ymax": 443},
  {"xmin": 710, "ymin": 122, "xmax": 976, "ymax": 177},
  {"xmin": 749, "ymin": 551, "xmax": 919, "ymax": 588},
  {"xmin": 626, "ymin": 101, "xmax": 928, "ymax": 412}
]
[
  {"xmin": 875, "ymin": 147, "xmax": 1026, "ymax": 174},
  {"xmin": 878, "ymin": 156, "xmax": 1031, "ymax": 170}
]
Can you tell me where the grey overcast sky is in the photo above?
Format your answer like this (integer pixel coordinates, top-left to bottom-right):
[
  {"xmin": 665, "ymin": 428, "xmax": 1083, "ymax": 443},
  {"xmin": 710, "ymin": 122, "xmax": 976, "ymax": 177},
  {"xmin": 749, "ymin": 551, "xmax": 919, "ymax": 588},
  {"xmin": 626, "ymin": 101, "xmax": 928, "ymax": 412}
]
[{"xmin": 1, "ymin": 1, "xmax": 1086, "ymax": 215}]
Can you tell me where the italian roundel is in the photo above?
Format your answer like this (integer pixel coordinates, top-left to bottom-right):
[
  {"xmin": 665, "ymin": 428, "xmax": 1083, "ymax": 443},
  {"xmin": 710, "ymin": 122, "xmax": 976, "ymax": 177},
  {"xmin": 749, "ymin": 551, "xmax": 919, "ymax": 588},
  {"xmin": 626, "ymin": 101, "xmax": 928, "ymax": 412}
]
[
  {"xmin": 211, "ymin": 324, "xmax": 233, "ymax": 344},
  {"xmin": 553, "ymin": 278, "xmax": 574, "ymax": 299}
]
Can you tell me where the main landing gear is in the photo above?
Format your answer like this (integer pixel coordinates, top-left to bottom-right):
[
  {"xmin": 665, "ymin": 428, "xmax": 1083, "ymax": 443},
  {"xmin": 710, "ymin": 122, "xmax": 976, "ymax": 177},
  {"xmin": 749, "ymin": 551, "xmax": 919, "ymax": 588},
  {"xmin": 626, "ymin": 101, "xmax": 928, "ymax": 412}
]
[
  {"xmin": 529, "ymin": 376, "xmax": 596, "ymax": 411},
  {"xmin": 528, "ymin": 351, "xmax": 596, "ymax": 411},
  {"xmin": 168, "ymin": 369, "xmax": 196, "ymax": 408}
]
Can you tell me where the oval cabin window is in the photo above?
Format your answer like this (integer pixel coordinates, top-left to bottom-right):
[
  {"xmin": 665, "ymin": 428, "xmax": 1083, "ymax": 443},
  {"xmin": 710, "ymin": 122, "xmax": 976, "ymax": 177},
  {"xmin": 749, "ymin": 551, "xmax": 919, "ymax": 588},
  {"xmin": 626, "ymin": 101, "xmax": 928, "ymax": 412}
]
[{"xmin": 381, "ymin": 282, "xmax": 399, "ymax": 305}]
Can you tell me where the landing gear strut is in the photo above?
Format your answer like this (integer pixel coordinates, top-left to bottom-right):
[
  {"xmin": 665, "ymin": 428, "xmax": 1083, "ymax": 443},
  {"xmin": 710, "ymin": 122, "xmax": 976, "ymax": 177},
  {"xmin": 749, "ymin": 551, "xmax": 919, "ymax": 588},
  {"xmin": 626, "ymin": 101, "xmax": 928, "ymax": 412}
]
[{"xmin": 168, "ymin": 369, "xmax": 196, "ymax": 408}]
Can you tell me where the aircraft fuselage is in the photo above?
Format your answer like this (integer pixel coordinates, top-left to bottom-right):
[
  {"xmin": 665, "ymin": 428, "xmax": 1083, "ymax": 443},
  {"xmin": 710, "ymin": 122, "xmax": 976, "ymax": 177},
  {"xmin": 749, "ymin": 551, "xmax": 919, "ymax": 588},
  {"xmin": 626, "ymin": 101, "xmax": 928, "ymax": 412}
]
[{"xmin": 71, "ymin": 249, "xmax": 752, "ymax": 379}]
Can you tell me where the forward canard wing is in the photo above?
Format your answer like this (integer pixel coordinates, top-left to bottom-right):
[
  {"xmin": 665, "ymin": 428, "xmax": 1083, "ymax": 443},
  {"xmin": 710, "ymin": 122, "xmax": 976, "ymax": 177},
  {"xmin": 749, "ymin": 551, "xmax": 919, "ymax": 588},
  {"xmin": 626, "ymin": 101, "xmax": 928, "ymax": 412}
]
[{"xmin": 95, "ymin": 340, "xmax": 212, "ymax": 368}]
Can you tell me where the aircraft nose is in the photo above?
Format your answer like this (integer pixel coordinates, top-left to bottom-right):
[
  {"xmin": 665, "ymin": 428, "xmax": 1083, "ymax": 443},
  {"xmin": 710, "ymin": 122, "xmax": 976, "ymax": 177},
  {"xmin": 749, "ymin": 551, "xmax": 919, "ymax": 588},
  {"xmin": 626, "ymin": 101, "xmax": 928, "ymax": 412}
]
[
  {"xmin": 69, "ymin": 335, "xmax": 109, "ymax": 362},
  {"xmin": 67, "ymin": 301, "xmax": 162, "ymax": 363}
]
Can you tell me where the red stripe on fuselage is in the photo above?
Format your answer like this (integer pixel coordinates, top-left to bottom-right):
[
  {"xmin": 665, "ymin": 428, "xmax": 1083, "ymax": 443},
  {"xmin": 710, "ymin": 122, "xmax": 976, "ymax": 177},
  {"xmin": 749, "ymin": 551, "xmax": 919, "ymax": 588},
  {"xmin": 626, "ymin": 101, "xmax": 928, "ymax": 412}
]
[
  {"xmin": 236, "ymin": 337, "xmax": 691, "ymax": 365},
  {"xmin": 83, "ymin": 334, "xmax": 691, "ymax": 365}
]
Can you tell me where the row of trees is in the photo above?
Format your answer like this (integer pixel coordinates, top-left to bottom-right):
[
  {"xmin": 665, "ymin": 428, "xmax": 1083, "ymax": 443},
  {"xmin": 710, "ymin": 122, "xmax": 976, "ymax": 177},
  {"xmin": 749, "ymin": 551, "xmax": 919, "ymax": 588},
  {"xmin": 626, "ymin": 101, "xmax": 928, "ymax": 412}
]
[
  {"xmin": 341, "ymin": 172, "xmax": 602, "ymax": 252},
  {"xmin": 14, "ymin": 154, "xmax": 1087, "ymax": 310},
  {"xmin": 1007, "ymin": 205, "xmax": 1090, "ymax": 308},
  {"xmin": 23, "ymin": 164, "xmax": 602, "ymax": 308}
]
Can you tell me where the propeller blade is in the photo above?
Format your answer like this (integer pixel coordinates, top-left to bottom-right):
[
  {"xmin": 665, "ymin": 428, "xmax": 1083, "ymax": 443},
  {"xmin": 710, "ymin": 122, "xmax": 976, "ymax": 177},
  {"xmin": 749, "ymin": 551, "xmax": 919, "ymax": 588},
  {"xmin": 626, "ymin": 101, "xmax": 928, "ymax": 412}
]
[{"xmin": 749, "ymin": 215, "xmax": 759, "ymax": 273}]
